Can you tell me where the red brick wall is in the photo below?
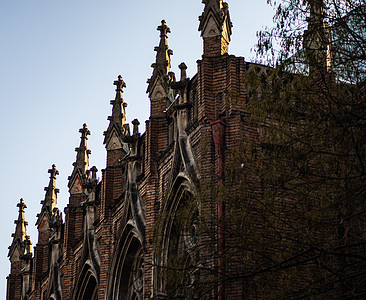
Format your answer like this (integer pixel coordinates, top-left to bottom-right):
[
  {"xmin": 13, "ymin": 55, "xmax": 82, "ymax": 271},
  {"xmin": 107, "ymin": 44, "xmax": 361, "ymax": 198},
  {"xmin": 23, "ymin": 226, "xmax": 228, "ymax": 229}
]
[
  {"xmin": 6, "ymin": 261, "xmax": 22, "ymax": 300},
  {"xmin": 203, "ymin": 36, "xmax": 229, "ymax": 57},
  {"xmin": 7, "ymin": 20, "xmax": 253, "ymax": 300}
]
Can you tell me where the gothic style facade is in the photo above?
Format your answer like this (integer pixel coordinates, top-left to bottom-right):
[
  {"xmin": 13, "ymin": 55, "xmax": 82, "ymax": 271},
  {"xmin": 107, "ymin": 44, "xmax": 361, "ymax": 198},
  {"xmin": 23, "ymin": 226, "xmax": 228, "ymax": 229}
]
[
  {"xmin": 7, "ymin": 1, "xmax": 248, "ymax": 299},
  {"xmin": 8, "ymin": 0, "xmax": 357, "ymax": 299}
]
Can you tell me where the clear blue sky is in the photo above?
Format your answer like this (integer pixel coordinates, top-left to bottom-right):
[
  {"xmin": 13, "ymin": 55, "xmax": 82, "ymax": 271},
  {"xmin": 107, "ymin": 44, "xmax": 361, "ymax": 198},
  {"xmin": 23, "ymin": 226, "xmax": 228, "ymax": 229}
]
[{"xmin": 0, "ymin": 0, "xmax": 274, "ymax": 297}]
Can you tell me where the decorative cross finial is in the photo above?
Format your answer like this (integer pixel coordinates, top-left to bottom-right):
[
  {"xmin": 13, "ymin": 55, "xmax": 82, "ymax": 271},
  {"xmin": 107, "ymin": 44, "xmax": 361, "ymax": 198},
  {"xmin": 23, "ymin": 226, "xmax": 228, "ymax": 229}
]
[
  {"xmin": 79, "ymin": 123, "xmax": 90, "ymax": 140},
  {"xmin": 147, "ymin": 20, "xmax": 174, "ymax": 97},
  {"xmin": 45, "ymin": 164, "xmax": 59, "ymax": 200},
  {"xmin": 104, "ymin": 75, "xmax": 128, "ymax": 150},
  {"xmin": 17, "ymin": 198, "xmax": 27, "ymax": 213},
  {"xmin": 114, "ymin": 75, "xmax": 126, "ymax": 92},
  {"xmin": 158, "ymin": 20, "xmax": 171, "ymax": 38},
  {"xmin": 48, "ymin": 164, "xmax": 59, "ymax": 180},
  {"xmin": 69, "ymin": 124, "xmax": 91, "ymax": 191}
]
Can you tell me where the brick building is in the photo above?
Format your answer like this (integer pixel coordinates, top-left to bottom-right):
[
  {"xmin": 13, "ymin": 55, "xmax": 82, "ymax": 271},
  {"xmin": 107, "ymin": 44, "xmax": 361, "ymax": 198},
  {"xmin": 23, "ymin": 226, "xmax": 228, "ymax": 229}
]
[
  {"xmin": 7, "ymin": 0, "xmax": 363, "ymax": 299},
  {"xmin": 6, "ymin": 1, "xmax": 246, "ymax": 298}
]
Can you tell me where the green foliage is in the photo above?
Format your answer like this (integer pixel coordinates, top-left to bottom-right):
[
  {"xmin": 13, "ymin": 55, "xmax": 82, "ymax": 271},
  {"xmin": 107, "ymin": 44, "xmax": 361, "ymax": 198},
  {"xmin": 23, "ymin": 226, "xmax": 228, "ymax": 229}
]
[
  {"xmin": 154, "ymin": 1, "xmax": 366, "ymax": 298},
  {"xmin": 241, "ymin": 0, "xmax": 366, "ymax": 297}
]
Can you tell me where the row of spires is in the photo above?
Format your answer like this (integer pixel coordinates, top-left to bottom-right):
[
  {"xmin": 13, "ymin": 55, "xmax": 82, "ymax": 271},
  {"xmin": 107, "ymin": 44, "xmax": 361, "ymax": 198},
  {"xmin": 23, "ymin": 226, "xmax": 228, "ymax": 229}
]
[
  {"xmin": 8, "ymin": 70, "xmax": 133, "ymax": 261},
  {"xmin": 8, "ymin": 164, "xmax": 60, "ymax": 261},
  {"xmin": 7, "ymin": 3, "xmax": 333, "ymax": 297},
  {"xmin": 7, "ymin": 0, "xmax": 235, "ymax": 262},
  {"xmin": 7, "ymin": 2, "xmax": 230, "ymax": 297},
  {"xmin": 8, "ymin": 0, "xmax": 329, "ymax": 260},
  {"xmin": 7, "ymin": 3, "xmax": 186, "ymax": 274},
  {"xmin": 7, "ymin": 8, "xmax": 174, "ymax": 259},
  {"xmin": 6, "ymin": 12, "xmax": 175, "ymax": 285},
  {"xmin": 8, "ymin": 122, "xmax": 93, "ymax": 262}
]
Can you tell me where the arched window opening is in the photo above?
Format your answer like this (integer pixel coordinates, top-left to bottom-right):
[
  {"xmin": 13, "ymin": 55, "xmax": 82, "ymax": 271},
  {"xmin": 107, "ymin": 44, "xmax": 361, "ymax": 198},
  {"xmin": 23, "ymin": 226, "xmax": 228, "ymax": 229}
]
[
  {"xmin": 73, "ymin": 266, "xmax": 98, "ymax": 300},
  {"xmin": 160, "ymin": 187, "xmax": 199, "ymax": 298},
  {"xmin": 119, "ymin": 239, "xmax": 143, "ymax": 299},
  {"xmin": 106, "ymin": 226, "xmax": 144, "ymax": 300},
  {"xmin": 82, "ymin": 275, "xmax": 97, "ymax": 300}
]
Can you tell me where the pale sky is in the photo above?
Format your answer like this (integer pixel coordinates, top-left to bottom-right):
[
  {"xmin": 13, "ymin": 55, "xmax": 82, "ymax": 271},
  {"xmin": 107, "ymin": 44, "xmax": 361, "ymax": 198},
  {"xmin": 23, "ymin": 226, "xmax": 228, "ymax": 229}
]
[{"xmin": 0, "ymin": 0, "xmax": 274, "ymax": 297}]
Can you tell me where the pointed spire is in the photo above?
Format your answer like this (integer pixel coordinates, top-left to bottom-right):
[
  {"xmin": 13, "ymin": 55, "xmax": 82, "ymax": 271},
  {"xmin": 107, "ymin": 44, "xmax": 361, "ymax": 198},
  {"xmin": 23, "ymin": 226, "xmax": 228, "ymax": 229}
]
[
  {"xmin": 104, "ymin": 75, "xmax": 129, "ymax": 151},
  {"xmin": 36, "ymin": 165, "xmax": 59, "ymax": 226},
  {"xmin": 44, "ymin": 164, "xmax": 59, "ymax": 208},
  {"xmin": 111, "ymin": 75, "xmax": 127, "ymax": 126},
  {"xmin": 75, "ymin": 123, "xmax": 91, "ymax": 173},
  {"xmin": 147, "ymin": 20, "xmax": 174, "ymax": 95},
  {"xmin": 14, "ymin": 199, "xmax": 28, "ymax": 242},
  {"xmin": 68, "ymin": 124, "xmax": 91, "ymax": 193},
  {"xmin": 155, "ymin": 20, "xmax": 173, "ymax": 75},
  {"xmin": 8, "ymin": 198, "xmax": 31, "ymax": 261},
  {"xmin": 199, "ymin": 0, "xmax": 232, "ymax": 56}
]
